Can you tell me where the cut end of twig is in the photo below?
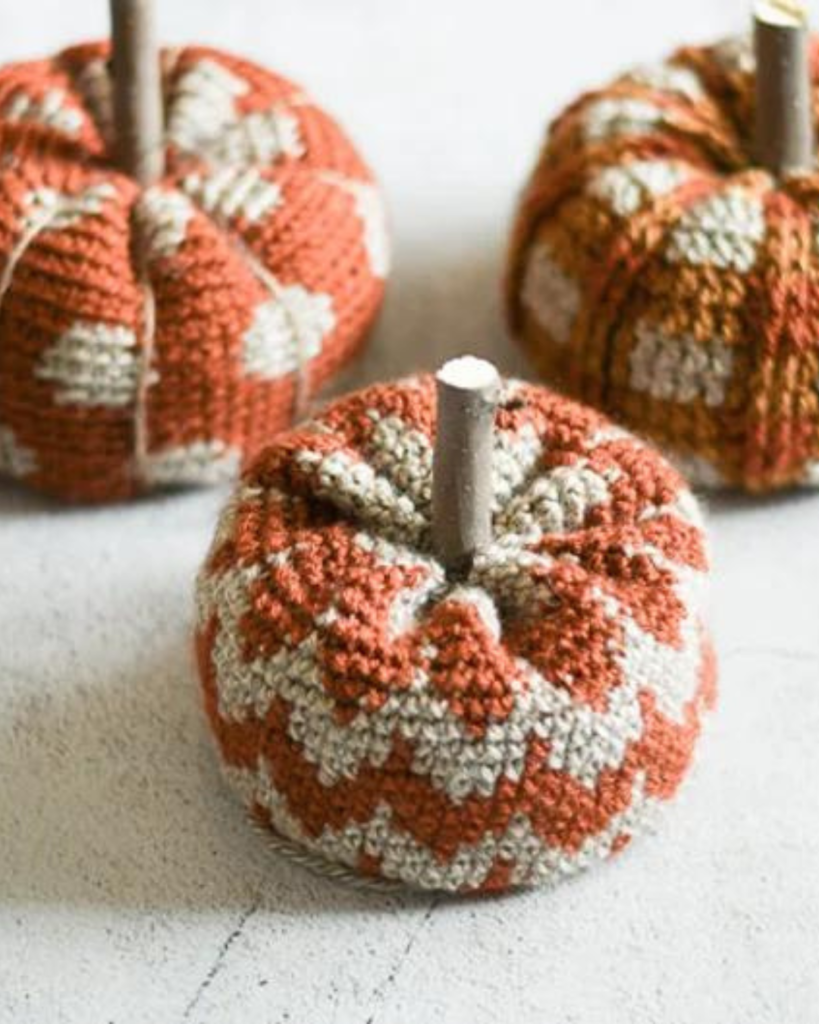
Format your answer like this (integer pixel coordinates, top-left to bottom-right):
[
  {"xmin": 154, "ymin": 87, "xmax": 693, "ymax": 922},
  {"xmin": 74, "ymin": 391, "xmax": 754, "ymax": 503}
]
[
  {"xmin": 754, "ymin": 0, "xmax": 815, "ymax": 177},
  {"xmin": 432, "ymin": 356, "xmax": 500, "ymax": 580},
  {"xmin": 436, "ymin": 355, "xmax": 501, "ymax": 392},
  {"xmin": 754, "ymin": 0, "xmax": 808, "ymax": 29}
]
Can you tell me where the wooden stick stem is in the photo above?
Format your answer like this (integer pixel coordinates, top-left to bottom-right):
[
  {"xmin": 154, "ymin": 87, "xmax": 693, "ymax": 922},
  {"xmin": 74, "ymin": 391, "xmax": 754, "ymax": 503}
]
[
  {"xmin": 754, "ymin": 0, "xmax": 815, "ymax": 177},
  {"xmin": 432, "ymin": 356, "xmax": 500, "ymax": 579},
  {"xmin": 110, "ymin": 0, "xmax": 164, "ymax": 185}
]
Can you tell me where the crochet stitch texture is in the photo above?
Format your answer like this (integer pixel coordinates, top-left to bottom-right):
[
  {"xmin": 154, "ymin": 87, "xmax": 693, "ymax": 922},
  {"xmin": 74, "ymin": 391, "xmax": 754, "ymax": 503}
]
[
  {"xmin": 507, "ymin": 33, "xmax": 819, "ymax": 492},
  {"xmin": 0, "ymin": 42, "xmax": 387, "ymax": 501},
  {"xmin": 196, "ymin": 375, "xmax": 716, "ymax": 894}
]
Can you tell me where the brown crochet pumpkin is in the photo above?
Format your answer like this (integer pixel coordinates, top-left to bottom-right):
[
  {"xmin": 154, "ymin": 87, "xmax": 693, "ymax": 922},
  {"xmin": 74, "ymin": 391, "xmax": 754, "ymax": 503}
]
[
  {"xmin": 196, "ymin": 374, "xmax": 716, "ymax": 893},
  {"xmin": 0, "ymin": 43, "xmax": 387, "ymax": 501},
  {"xmin": 507, "ymin": 33, "xmax": 819, "ymax": 492}
]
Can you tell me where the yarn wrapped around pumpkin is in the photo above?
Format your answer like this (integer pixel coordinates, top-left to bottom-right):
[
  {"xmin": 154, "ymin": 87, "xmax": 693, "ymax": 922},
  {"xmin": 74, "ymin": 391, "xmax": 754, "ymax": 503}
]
[
  {"xmin": 507, "ymin": 33, "xmax": 819, "ymax": 492},
  {"xmin": 196, "ymin": 374, "xmax": 716, "ymax": 894},
  {"xmin": 0, "ymin": 42, "xmax": 387, "ymax": 501}
]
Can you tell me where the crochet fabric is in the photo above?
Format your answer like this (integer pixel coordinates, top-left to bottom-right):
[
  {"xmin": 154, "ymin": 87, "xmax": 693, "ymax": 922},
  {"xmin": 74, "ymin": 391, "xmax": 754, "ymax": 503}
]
[
  {"xmin": 507, "ymin": 33, "xmax": 819, "ymax": 492},
  {"xmin": 0, "ymin": 43, "xmax": 387, "ymax": 501},
  {"xmin": 196, "ymin": 375, "xmax": 716, "ymax": 894}
]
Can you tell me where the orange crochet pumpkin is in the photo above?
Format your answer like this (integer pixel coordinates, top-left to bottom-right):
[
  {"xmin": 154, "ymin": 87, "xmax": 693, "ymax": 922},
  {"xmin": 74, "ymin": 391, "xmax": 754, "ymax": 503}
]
[
  {"xmin": 0, "ymin": 43, "xmax": 387, "ymax": 501},
  {"xmin": 196, "ymin": 374, "xmax": 716, "ymax": 893},
  {"xmin": 507, "ymin": 33, "xmax": 819, "ymax": 491}
]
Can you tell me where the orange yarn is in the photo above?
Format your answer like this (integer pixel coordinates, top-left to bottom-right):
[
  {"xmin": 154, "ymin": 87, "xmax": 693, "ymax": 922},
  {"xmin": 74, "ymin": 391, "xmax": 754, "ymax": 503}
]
[
  {"xmin": 0, "ymin": 42, "xmax": 387, "ymax": 501},
  {"xmin": 196, "ymin": 374, "xmax": 716, "ymax": 893},
  {"xmin": 507, "ymin": 33, "xmax": 819, "ymax": 492}
]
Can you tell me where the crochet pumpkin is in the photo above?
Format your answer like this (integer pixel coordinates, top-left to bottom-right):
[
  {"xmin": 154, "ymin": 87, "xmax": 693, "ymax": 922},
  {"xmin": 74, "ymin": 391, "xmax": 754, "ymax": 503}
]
[
  {"xmin": 0, "ymin": 43, "xmax": 387, "ymax": 501},
  {"xmin": 196, "ymin": 374, "xmax": 716, "ymax": 894},
  {"xmin": 506, "ymin": 32, "xmax": 819, "ymax": 492}
]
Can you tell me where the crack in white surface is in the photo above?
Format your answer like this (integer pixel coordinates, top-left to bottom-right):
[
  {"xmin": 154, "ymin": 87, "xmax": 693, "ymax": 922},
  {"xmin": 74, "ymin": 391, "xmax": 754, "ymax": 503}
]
[
  {"xmin": 181, "ymin": 899, "xmax": 261, "ymax": 1020},
  {"xmin": 363, "ymin": 898, "xmax": 439, "ymax": 1024}
]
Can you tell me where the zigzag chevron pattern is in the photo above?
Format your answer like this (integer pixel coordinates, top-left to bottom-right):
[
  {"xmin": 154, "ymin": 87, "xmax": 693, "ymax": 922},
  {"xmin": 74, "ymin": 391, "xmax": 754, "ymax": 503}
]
[{"xmin": 196, "ymin": 376, "xmax": 716, "ymax": 893}]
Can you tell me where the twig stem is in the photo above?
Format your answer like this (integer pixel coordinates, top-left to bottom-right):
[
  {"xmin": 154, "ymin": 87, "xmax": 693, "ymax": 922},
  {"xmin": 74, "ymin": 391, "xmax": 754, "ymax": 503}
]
[
  {"xmin": 754, "ymin": 0, "xmax": 815, "ymax": 177},
  {"xmin": 110, "ymin": 0, "xmax": 164, "ymax": 184},
  {"xmin": 432, "ymin": 357, "xmax": 500, "ymax": 579}
]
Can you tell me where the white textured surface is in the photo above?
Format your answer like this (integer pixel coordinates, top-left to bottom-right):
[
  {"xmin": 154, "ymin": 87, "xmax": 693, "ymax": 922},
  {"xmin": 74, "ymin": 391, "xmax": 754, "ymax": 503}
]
[{"xmin": 0, "ymin": 0, "xmax": 818, "ymax": 1021}]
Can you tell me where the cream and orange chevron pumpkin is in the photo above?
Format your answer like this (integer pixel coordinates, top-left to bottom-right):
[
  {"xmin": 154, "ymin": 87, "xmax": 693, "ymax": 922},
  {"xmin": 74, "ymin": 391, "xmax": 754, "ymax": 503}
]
[
  {"xmin": 507, "ymin": 33, "xmax": 819, "ymax": 492},
  {"xmin": 195, "ymin": 375, "xmax": 716, "ymax": 894},
  {"xmin": 0, "ymin": 43, "xmax": 387, "ymax": 501}
]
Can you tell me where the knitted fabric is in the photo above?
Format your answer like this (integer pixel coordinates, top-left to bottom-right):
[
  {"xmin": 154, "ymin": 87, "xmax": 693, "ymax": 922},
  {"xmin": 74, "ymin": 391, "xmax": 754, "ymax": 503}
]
[
  {"xmin": 506, "ymin": 33, "xmax": 819, "ymax": 492},
  {"xmin": 0, "ymin": 42, "xmax": 387, "ymax": 501},
  {"xmin": 195, "ymin": 375, "xmax": 716, "ymax": 894}
]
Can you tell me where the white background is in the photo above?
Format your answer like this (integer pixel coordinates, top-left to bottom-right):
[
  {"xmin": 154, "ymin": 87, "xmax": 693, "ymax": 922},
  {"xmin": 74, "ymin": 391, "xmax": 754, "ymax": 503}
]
[{"xmin": 1, "ymin": 1, "xmax": 818, "ymax": 1021}]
